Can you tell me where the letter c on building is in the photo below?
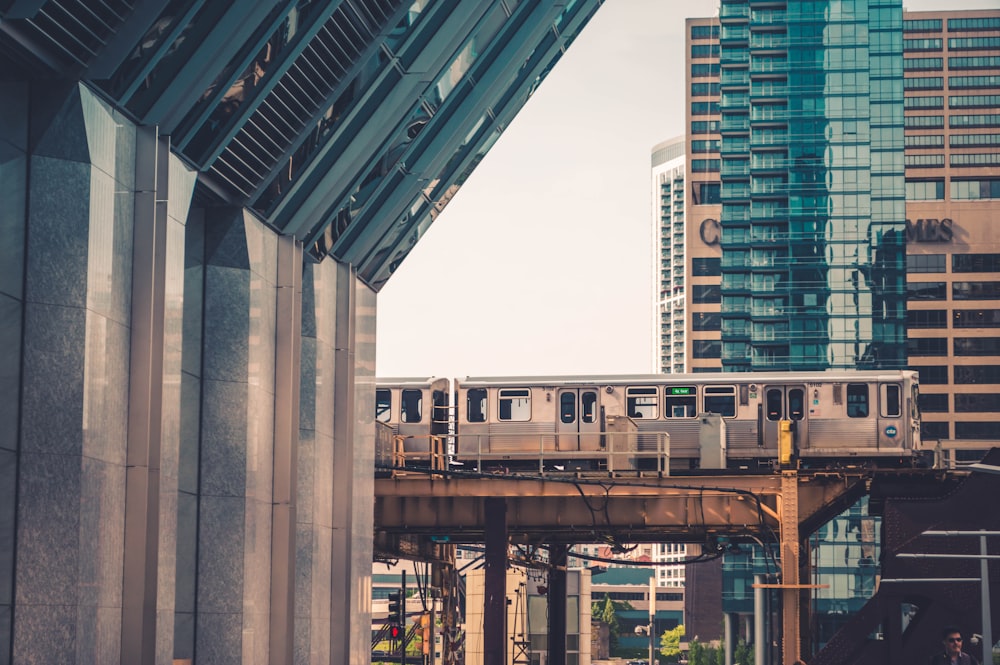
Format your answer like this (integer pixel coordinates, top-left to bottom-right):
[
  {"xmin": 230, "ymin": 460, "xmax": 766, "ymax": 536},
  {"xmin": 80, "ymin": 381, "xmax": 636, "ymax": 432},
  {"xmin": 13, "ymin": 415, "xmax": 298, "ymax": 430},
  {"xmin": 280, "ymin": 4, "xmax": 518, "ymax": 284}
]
[{"xmin": 699, "ymin": 218, "xmax": 721, "ymax": 246}]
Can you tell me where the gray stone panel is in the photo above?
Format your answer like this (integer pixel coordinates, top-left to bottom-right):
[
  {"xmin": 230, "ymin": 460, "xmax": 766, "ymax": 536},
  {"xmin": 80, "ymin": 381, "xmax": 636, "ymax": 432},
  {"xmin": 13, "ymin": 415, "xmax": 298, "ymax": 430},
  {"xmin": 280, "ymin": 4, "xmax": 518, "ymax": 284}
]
[
  {"xmin": 77, "ymin": 456, "xmax": 126, "ymax": 610},
  {"xmin": 202, "ymin": 265, "xmax": 251, "ymax": 383},
  {"xmin": 0, "ymin": 294, "xmax": 22, "ymax": 453},
  {"xmin": 195, "ymin": 611, "xmax": 242, "ymax": 665},
  {"xmin": 21, "ymin": 302, "xmax": 86, "ymax": 455},
  {"xmin": 197, "ymin": 496, "xmax": 245, "ymax": 615},
  {"xmin": 0, "ymin": 81, "xmax": 27, "ymax": 151},
  {"xmin": 12, "ymin": 602, "xmax": 76, "ymax": 664},
  {"xmin": 0, "ymin": 449, "xmax": 13, "ymax": 605},
  {"xmin": 81, "ymin": 312, "xmax": 130, "ymax": 465},
  {"xmin": 178, "ymin": 371, "xmax": 202, "ymax": 495},
  {"xmin": 0, "ymin": 139, "xmax": 26, "ymax": 302},
  {"xmin": 25, "ymin": 156, "xmax": 92, "ymax": 309},
  {"xmin": 200, "ymin": 378, "xmax": 249, "ymax": 497},
  {"xmin": 182, "ymin": 210, "xmax": 204, "ymax": 378}
]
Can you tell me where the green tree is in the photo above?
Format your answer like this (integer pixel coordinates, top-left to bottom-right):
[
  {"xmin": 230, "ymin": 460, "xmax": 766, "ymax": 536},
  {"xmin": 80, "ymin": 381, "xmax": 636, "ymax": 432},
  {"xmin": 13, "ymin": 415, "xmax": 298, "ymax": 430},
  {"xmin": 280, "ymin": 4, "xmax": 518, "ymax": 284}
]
[
  {"xmin": 689, "ymin": 638, "xmax": 705, "ymax": 665},
  {"xmin": 592, "ymin": 594, "xmax": 632, "ymax": 652},
  {"xmin": 734, "ymin": 638, "xmax": 753, "ymax": 665},
  {"xmin": 660, "ymin": 624, "xmax": 684, "ymax": 659}
]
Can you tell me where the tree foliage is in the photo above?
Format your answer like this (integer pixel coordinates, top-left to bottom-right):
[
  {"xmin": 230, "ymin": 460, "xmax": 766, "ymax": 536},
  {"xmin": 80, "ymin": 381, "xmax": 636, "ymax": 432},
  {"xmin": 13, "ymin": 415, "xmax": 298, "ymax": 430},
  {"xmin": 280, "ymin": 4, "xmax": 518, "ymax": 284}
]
[{"xmin": 660, "ymin": 623, "xmax": 684, "ymax": 658}]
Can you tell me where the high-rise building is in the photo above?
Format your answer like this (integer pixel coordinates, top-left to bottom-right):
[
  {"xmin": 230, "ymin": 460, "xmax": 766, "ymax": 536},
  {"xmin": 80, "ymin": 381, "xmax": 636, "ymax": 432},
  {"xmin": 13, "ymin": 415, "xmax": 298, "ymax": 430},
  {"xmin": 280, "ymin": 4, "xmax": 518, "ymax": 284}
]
[
  {"xmin": 900, "ymin": 10, "xmax": 1000, "ymax": 458},
  {"xmin": 716, "ymin": 0, "xmax": 908, "ymax": 372},
  {"xmin": 670, "ymin": 7, "xmax": 1000, "ymax": 449}
]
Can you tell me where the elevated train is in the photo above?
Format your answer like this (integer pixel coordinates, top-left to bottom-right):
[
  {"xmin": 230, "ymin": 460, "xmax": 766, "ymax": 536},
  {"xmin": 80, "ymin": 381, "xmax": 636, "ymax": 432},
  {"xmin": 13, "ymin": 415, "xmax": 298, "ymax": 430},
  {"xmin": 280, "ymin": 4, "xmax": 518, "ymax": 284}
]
[{"xmin": 375, "ymin": 370, "xmax": 922, "ymax": 473}]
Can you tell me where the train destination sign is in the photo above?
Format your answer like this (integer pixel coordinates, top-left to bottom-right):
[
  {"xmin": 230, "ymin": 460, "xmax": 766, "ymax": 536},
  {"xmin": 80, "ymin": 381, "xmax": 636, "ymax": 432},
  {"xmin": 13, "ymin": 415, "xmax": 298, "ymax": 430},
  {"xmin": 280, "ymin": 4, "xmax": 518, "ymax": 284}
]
[{"xmin": 669, "ymin": 387, "xmax": 695, "ymax": 395}]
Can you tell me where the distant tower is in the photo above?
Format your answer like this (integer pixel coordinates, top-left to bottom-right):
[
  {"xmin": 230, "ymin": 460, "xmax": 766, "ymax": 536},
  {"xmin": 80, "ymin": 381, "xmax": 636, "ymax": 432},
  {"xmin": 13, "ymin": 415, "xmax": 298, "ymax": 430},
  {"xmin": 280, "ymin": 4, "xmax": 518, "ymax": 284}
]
[
  {"xmin": 717, "ymin": 0, "xmax": 908, "ymax": 371},
  {"xmin": 652, "ymin": 137, "xmax": 689, "ymax": 373}
]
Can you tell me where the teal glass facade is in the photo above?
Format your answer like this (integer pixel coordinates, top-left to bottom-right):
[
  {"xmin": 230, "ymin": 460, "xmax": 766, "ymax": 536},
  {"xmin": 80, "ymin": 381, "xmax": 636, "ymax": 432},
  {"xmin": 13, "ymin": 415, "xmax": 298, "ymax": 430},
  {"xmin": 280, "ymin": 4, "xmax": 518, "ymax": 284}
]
[{"xmin": 719, "ymin": 0, "xmax": 908, "ymax": 371}]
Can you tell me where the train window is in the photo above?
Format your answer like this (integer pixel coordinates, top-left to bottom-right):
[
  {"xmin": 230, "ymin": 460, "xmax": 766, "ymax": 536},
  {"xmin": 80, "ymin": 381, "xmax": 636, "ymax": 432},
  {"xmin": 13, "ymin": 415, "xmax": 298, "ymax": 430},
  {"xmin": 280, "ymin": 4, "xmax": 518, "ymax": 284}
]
[
  {"xmin": 846, "ymin": 384, "xmax": 869, "ymax": 418},
  {"xmin": 560, "ymin": 393, "xmax": 576, "ymax": 423},
  {"xmin": 467, "ymin": 389, "xmax": 487, "ymax": 422},
  {"xmin": 704, "ymin": 386, "xmax": 736, "ymax": 417},
  {"xmin": 664, "ymin": 387, "xmax": 697, "ymax": 418},
  {"xmin": 789, "ymin": 389, "xmax": 804, "ymax": 421},
  {"xmin": 401, "ymin": 389, "xmax": 422, "ymax": 423},
  {"xmin": 881, "ymin": 384, "xmax": 902, "ymax": 417},
  {"xmin": 499, "ymin": 389, "xmax": 531, "ymax": 421},
  {"xmin": 626, "ymin": 387, "xmax": 658, "ymax": 419},
  {"xmin": 766, "ymin": 389, "xmax": 783, "ymax": 421},
  {"xmin": 376, "ymin": 389, "xmax": 391, "ymax": 423},
  {"xmin": 582, "ymin": 391, "xmax": 598, "ymax": 423}
]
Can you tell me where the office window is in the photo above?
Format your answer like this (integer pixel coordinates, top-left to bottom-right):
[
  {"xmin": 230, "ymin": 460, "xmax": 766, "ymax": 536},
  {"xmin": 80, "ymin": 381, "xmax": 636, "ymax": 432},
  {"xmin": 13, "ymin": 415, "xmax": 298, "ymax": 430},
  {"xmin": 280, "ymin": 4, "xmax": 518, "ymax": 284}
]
[
  {"xmin": 904, "ymin": 96, "xmax": 944, "ymax": 109},
  {"xmin": 953, "ymin": 254, "xmax": 1000, "ymax": 273},
  {"xmin": 953, "ymin": 282, "xmax": 1000, "ymax": 300},
  {"xmin": 907, "ymin": 338, "xmax": 948, "ymax": 356},
  {"xmin": 956, "ymin": 422, "xmax": 998, "ymax": 439},
  {"xmin": 691, "ymin": 120, "xmax": 720, "ymax": 134},
  {"xmin": 949, "ymin": 56, "xmax": 1000, "ymax": 70},
  {"xmin": 948, "ymin": 37, "xmax": 1000, "ymax": 50},
  {"xmin": 949, "ymin": 95, "xmax": 1000, "ymax": 109},
  {"xmin": 949, "ymin": 76, "xmax": 1000, "ymax": 90},
  {"xmin": 904, "ymin": 135, "xmax": 944, "ymax": 148},
  {"xmin": 955, "ymin": 394, "xmax": 1000, "ymax": 413},
  {"xmin": 691, "ymin": 44, "xmax": 720, "ymax": 58},
  {"xmin": 691, "ymin": 63, "xmax": 721, "ymax": 78},
  {"xmin": 905, "ymin": 154, "xmax": 944, "ymax": 167},
  {"xmin": 906, "ymin": 256, "xmax": 946, "ymax": 275},
  {"xmin": 904, "ymin": 38, "xmax": 942, "ymax": 50},
  {"xmin": 693, "ymin": 340, "xmax": 721, "ymax": 358},
  {"xmin": 904, "ymin": 57, "xmax": 943, "ymax": 70},
  {"xmin": 692, "ymin": 258, "xmax": 722, "ymax": 277},
  {"xmin": 951, "ymin": 153, "xmax": 1000, "ymax": 167},
  {"xmin": 905, "ymin": 179, "xmax": 944, "ymax": 200},
  {"xmin": 903, "ymin": 19, "xmax": 942, "ymax": 31},
  {"xmin": 691, "ymin": 82, "xmax": 721, "ymax": 97},
  {"xmin": 909, "ymin": 365, "xmax": 948, "ymax": 385},
  {"xmin": 904, "ymin": 77, "xmax": 943, "ymax": 90},
  {"xmin": 693, "ymin": 312, "xmax": 722, "ymax": 331},
  {"xmin": 954, "ymin": 338, "xmax": 1000, "ymax": 356},
  {"xmin": 954, "ymin": 310, "xmax": 1000, "ymax": 328},
  {"xmin": 950, "ymin": 114, "xmax": 1000, "ymax": 128},
  {"xmin": 692, "ymin": 159, "xmax": 720, "ymax": 172},
  {"xmin": 907, "ymin": 282, "xmax": 947, "ymax": 300},
  {"xmin": 691, "ymin": 102, "xmax": 720, "ymax": 115},
  {"xmin": 905, "ymin": 115, "xmax": 944, "ymax": 128},
  {"xmin": 919, "ymin": 393, "xmax": 949, "ymax": 413},
  {"xmin": 954, "ymin": 366, "xmax": 1000, "ymax": 384},
  {"xmin": 691, "ymin": 25, "xmax": 720, "ymax": 39},
  {"xmin": 907, "ymin": 309, "xmax": 947, "ymax": 329},
  {"xmin": 950, "ymin": 134, "xmax": 1000, "ymax": 148},
  {"xmin": 951, "ymin": 179, "xmax": 1000, "ymax": 199},
  {"xmin": 948, "ymin": 17, "xmax": 1000, "ymax": 31},
  {"xmin": 691, "ymin": 139, "xmax": 720, "ymax": 153},
  {"xmin": 693, "ymin": 284, "xmax": 721, "ymax": 304},
  {"xmin": 922, "ymin": 421, "xmax": 950, "ymax": 439},
  {"xmin": 699, "ymin": 183, "xmax": 721, "ymax": 204}
]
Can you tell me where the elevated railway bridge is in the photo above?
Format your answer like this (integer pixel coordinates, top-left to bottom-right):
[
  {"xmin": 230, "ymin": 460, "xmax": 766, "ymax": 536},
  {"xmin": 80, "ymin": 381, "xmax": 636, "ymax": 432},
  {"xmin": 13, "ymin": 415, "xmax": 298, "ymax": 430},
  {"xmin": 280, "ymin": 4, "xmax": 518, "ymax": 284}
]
[{"xmin": 373, "ymin": 451, "xmax": 993, "ymax": 665}]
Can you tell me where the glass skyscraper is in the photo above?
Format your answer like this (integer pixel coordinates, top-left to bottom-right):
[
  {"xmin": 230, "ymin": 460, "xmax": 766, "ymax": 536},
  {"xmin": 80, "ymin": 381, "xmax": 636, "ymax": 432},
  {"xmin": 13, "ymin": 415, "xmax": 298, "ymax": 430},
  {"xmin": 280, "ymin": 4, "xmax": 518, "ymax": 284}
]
[{"xmin": 719, "ymin": 0, "xmax": 908, "ymax": 371}]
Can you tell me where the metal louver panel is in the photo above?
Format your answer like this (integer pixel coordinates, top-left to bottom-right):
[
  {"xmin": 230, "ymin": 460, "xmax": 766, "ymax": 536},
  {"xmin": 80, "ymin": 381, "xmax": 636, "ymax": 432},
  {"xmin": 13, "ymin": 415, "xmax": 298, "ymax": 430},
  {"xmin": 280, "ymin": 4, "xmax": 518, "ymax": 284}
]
[
  {"xmin": 21, "ymin": 0, "xmax": 133, "ymax": 68},
  {"xmin": 210, "ymin": 0, "xmax": 400, "ymax": 199}
]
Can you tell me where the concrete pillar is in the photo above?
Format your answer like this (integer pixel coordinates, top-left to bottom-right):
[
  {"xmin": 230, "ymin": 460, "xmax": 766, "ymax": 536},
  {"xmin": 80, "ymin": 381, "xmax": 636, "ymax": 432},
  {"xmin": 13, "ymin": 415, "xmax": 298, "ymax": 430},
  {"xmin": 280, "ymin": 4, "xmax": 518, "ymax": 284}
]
[{"xmin": 484, "ymin": 498, "xmax": 508, "ymax": 665}]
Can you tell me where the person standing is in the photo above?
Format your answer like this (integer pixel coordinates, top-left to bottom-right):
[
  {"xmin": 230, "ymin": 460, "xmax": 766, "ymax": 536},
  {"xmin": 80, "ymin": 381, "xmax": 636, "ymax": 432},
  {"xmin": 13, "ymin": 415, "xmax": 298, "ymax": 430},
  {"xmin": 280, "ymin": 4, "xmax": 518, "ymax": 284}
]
[{"xmin": 929, "ymin": 626, "xmax": 980, "ymax": 665}]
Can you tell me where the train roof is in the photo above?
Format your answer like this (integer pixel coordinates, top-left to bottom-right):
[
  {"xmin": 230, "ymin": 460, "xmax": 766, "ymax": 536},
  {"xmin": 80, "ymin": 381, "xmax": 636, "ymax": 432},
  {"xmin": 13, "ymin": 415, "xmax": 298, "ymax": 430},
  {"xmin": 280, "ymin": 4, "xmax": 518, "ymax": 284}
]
[
  {"xmin": 375, "ymin": 376, "xmax": 448, "ymax": 386},
  {"xmin": 455, "ymin": 370, "xmax": 917, "ymax": 387}
]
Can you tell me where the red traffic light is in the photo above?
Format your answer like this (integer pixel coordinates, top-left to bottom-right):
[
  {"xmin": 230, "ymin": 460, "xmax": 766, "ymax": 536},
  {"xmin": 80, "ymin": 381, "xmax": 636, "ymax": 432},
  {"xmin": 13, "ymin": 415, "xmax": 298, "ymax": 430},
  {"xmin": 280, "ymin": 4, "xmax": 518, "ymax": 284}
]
[{"xmin": 389, "ymin": 624, "xmax": 402, "ymax": 639}]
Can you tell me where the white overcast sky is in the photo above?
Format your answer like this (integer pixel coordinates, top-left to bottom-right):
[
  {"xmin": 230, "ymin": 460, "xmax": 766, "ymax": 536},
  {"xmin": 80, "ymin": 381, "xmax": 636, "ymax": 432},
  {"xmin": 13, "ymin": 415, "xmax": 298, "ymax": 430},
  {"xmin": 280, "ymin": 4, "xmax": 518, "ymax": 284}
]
[{"xmin": 375, "ymin": 0, "xmax": 997, "ymax": 380}]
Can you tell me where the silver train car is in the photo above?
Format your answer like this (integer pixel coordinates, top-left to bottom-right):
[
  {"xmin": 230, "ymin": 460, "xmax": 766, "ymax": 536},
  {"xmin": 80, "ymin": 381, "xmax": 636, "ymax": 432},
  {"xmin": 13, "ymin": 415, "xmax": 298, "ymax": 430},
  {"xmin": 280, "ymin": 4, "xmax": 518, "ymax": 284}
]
[
  {"xmin": 376, "ymin": 371, "xmax": 921, "ymax": 472},
  {"xmin": 375, "ymin": 377, "xmax": 450, "ymax": 464}
]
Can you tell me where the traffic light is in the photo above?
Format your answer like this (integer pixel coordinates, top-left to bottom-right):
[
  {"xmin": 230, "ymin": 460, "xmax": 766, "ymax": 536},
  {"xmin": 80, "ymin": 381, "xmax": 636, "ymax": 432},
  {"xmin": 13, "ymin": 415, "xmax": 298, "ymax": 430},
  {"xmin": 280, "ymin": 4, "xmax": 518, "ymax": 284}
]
[
  {"xmin": 389, "ymin": 624, "xmax": 402, "ymax": 640},
  {"xmin": 387, "ymin": 590, "xmax": 403, "ymax": 625}
]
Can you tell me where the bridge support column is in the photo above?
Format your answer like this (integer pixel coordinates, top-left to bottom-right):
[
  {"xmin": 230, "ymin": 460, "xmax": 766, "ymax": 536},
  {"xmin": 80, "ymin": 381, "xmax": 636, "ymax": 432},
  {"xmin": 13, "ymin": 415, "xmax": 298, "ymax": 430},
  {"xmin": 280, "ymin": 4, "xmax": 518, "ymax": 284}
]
[
  {"xmin": 781, "ymin": 471, "xmax": 801, "ymax": 665},
  {"xmin": 548, "ymin": 543, "xmax": 569, "ymax": 665},
  {"xmin": 484, "ymin": 498, "xmax": 508, "ymax": 665}
]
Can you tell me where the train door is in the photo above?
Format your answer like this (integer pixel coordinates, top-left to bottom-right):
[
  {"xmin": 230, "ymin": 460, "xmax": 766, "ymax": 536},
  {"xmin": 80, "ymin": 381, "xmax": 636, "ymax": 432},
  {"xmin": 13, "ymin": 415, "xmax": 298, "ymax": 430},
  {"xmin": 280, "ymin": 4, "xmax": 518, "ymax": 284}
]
[
  {"xmin": 556, "ymin": 388, "xmax": 600, "ymax": 451},
  {"xmin": 761, "ymin": 384, "xmax": 808, "ymax": 450}
]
